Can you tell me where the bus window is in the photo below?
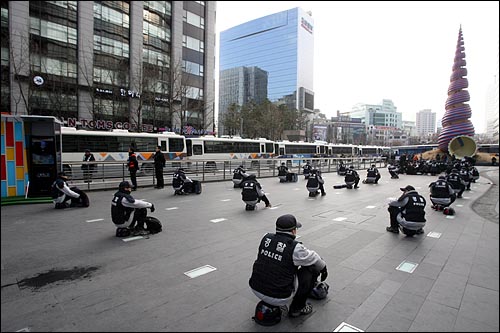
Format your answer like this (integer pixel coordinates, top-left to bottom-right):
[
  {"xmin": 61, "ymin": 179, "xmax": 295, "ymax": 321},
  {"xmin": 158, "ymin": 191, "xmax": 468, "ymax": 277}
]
[
  {"xmin": 260, "ymin": 144, "xmax": 264, "ymax": 153},
  {"xmin": 193, "ymin": 145, "xmax": 203, "ymax": 155},
  {"xmin": 168, "ymin": 138, "xmax": 185, "ymax": 153},
  {"xmin": 266, "ymin": 143, "xmax": 274, "ymax": 154},
  {"xmin": 160, "ymin": 141, "xmax": 167, "ymax": 152}
]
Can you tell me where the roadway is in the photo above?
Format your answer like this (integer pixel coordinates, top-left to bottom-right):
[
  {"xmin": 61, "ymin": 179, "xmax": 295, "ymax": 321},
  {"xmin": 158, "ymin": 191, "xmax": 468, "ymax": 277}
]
[{"xmin": 1, "ymin": 166, "xmax": 498, "ymax": 332}]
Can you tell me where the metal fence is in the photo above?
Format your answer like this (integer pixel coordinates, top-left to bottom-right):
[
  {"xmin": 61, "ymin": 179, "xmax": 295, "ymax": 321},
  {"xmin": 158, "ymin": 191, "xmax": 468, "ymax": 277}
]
[{"xmin": 65, "ymin": 157, "xmax": 387, "ymax": 191}]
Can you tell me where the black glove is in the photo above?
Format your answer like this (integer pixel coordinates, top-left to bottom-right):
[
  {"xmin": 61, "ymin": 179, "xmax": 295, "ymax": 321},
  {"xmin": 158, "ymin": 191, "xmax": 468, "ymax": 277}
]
[
  {"xmin": 320, "ymin": 266, "xmax": 328, "ymax": 282},
  {"xmin": 150, "ymin": 204, "xmax": 155, "ymax": 213}
]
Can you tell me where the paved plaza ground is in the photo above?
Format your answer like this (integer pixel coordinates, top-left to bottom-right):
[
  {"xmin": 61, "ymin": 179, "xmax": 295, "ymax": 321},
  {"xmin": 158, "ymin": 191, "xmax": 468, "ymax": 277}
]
[{"xmin": 1, "ymin": 166, "xmax": 498, "ymax": 332}]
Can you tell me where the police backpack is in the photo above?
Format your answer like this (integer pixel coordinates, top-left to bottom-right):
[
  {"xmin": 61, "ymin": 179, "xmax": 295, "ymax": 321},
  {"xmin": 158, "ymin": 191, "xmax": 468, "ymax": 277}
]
[{"xmin": 145, "ymin": 216, "xmax": 162, "ymax": 234}]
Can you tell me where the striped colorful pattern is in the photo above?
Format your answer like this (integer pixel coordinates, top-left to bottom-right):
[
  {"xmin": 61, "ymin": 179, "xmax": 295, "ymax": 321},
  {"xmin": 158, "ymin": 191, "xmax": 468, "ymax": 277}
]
[
  {"xmin": 438, "ymin": 27, "xmax": 475, "ymax": 152},
  {"xmin": 1, "ymin": 117, "xmax": 29, "ymax": 197}
]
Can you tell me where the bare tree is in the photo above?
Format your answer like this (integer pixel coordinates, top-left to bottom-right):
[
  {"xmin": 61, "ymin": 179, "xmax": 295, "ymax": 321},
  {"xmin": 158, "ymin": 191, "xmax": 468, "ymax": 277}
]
[{"xmin": 9, "ymin": 31, "xmax": 33, "ymax": 115}]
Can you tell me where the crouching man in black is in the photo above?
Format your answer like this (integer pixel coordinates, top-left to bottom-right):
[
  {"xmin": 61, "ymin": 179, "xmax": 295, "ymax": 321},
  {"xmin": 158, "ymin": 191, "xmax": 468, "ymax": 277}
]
[
  {"xmin": 249, "ymin": 214, "xmax": 328, "ymax": 318},
  {"xmin": 387, "ymin": 185, "xmax": 426, "ymax": 236},
  {"xmin": 51, "ymin": 172, "xmax": 89, "ymax": 208},
  {"xmin": 111, "ymin": 181, "xmax": 155, "ymax": 236}
]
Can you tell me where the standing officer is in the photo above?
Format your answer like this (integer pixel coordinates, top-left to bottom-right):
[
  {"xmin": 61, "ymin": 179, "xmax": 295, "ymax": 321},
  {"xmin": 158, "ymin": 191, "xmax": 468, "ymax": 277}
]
[{"xmin": 153, "ymin": 145, "xmax": 166, "ymax": 189}]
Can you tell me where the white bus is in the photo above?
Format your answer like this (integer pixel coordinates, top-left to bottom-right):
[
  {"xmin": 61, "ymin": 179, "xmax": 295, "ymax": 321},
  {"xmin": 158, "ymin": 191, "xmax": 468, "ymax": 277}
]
[
  {"xmin": 186, "ymin": 136, "xmax": 275, "ymax": 161},
  {"xmin": 327, "ymin": 143, "xmax": 359, "ymax": 157},
  {"xmin": 61, "ymin": 127, "xmax": 187, "ymax": 163}
]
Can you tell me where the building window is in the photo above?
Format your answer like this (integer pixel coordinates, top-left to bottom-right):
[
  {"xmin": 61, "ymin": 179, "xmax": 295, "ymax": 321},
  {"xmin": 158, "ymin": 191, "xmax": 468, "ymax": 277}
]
[
  {"xmin": 183, "ymin": 10, "xmax": 204, "ymax": 29},
  {"xmin": 183, "ymin": 35, "xmax": 204, "ymax": 53}
]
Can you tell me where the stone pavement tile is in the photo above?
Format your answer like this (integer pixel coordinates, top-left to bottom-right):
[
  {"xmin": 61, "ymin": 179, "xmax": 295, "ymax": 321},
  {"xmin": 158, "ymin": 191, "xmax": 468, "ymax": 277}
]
[
  {"xmin": 409, "ymin": 300, "xmax": 458, "ymax": 332},
  {"xmin": 469, "ymin": 262, "xmax": 500, "ymax": 291},
  {"xmin": 374, "ymin": 279, "xmax": 402, "ymax": 296},
  {"xmin": 367, "ymin": 311, "xmax": 413, "ymax": 332},
  {"xmin": 344, "ymin": 290, "xmax": 393, "ymax": 330},
  {"xmin": 352, "ymin": 267, "xmax": 389, "ymax": 288},
  {"xmin": 421, "ymin": 240, "xmax": 456, "ymax": 267},
  {"xmin": 330, "ymin": 283, "xmax": 379, "ymax": 309},
  {"xmin": 292, "ymin": 299, "xmax": 356, "ymax": 332},
  {"xmin": 412, "ymin": 261, "xmax": 442, "ymax": 280},
  {"xmin": 340, "ymin": 248, "xmax": 387, "ymax": 272},
  {"xmin": 378, "ymin": 291, "xmax": 426, "ymax": 321},
  {"xmin": 474, "ymin": 240, "xmax": 500, "ymax": 268},
  {"xmin": 399, "ymin": 275, "xmax": 436, "ymax": 298},
  {"xmin": 328, "ymin": 265, "xmax": 363, "ymax": 292},
  {"xmin": 427, "ymin": 271, "xmax": 468, "ymax": 309},
  {"xmin": 164, "ymin": 293, "xmax": 257, "ymax": 332},
  {"xmin": 454, "ymin": 314, "xmax": 499, "ymax": 332},
  {"xmin": 458, "ymin": 284, "xmax": 499, "ymax": 329}
]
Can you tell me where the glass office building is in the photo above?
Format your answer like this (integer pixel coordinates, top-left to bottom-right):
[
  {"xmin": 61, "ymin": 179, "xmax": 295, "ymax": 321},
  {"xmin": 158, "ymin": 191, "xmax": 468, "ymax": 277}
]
[
  {"xmin": 1, "ymin": 1, "xmax": 215, "ymax": 134},
  {"xmin": 219, "ymin": 7, "xmax": 314, "ymax": 135}
]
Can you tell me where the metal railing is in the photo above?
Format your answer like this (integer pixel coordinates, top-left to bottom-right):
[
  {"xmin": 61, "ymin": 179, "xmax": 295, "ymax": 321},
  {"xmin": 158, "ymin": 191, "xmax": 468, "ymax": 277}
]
[{"xmin": 66, "ymin": 157, "xmax": 387, "ymax": 191}]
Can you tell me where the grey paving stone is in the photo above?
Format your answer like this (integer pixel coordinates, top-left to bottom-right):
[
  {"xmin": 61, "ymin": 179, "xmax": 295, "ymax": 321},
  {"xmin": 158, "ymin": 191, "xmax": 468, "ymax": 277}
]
[
  {"xmin": 1, "ymin": 169, "xmax": 498, "ymax": 332},
  {"xmin": 409, "ymin": 300, "xmax": 458, "ymax": 332},
  {"xmin": 458, "ymin": 284, "xmax": 499, "ymax": 329},
  {"xmin": 427, "ymin": 271, "xmax": 468, "ymax": 309}
]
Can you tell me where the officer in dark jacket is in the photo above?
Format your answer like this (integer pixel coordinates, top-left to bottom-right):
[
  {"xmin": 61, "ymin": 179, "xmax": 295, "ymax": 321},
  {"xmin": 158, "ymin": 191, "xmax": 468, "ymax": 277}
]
[
  {"xmin": 249, "ymin": 214, "xmax": 328, "ymax": 318},
  {"xmin": 127, "ymin": 147, "xmax": 139, "ymax": 190},
  {"xmin": 345, "ymin": 166, "xmax": 360, "ymax": 188},
  {"xmin": 386, "ymin": 185, "xmax": 426, "ymax": 235},
  {"xmin": 241, "ymin": 174, "xmax": 272, "ymax": 208},
  {"xmin": 277, "ymin": 162, "xmax": 290, "ymax": 182},
  {"xmin": 429, "ymin": 176, "xmax": 456, "ymax": 210},
  {"xmin": 51, "ymin": 172, "xmax": 85, "ymax": 209},
  {"xmin": 388, "ymin": 162, "xmax": 399, "ymax": 179},
  {"xmin": 172, "ymin": 168, "xmax": 193, "ymax": 194},
  {"xmin": 306, "ymin": 168, "xmax": 326, "ymax": 196},
  {"xmin": 233, "ymin": 164, "xmax": 249, "ymax": 188},
  {"xmin": 303, "ymin": 161, "xmax": 312, "ymax": 178},
  {"xmin": 366, "ymin": 164, "xmax": 381, "ymax": 183},
  {"xmin": 446, "ymin": 168, "xmax": 465, "ymax": 198},
  {"xmin": 459, "ymin": 166, "xmax": 472, "ymax": 191},
  {"xmin": 153, "ymin": 146, "xmax": 166, "ymax": 189},
  {"xmin": 111, "ymin": 181, "xmax": 155, "ymax": 235}
]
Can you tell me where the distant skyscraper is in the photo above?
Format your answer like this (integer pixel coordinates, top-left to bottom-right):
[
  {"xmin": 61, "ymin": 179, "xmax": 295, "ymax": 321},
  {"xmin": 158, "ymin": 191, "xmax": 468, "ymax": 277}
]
[
  {"xmin": 219, "ymin": 7, "xmax": 314, "ymax": 135},
  {"xmin": 219, "ymin": 66, "xmax": 268, "ymax": 135},
  {"xmin": 349, "ymin": 99, "xmax": 402, "ymax": 129},
  {"xmin": 416, "ymin": 109, "xmax": 436, "ymax": 137}
]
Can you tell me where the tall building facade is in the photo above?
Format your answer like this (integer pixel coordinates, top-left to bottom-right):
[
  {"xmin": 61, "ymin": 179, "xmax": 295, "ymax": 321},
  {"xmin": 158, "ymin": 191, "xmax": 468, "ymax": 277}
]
[
  {"xmin": 1, "ymin": 1, "xmax": 215, "ymax": 134},
  {"xmin": 219, "ymin": 66, "xmax": 268, "ymax": 135},
  {"xmin": 219, "ymin": 7, "xmax": 314, "ymax": 136},
  {"xmin": 416, "ymin": 109, "xmax": 436, "ymax": 137},
  {"xmin": 349, "ymin": 99, "xmax": 402, "ymax": 146},
  {"xmin": 349, "ymin": 99, "xmax": 402, "ymax": 129}
]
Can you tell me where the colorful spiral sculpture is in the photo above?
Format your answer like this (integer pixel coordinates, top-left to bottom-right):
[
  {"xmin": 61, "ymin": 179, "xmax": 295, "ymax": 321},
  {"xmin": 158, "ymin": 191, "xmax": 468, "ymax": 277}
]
[{"xmin": 438, "ymin": 27, "xmax": 475, "ymax": 152}]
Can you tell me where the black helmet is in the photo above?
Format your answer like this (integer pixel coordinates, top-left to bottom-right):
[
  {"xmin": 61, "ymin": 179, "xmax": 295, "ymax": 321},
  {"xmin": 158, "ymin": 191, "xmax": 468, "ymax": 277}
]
[
  {"xmin": 438, "ymin": 175, "xmax": 446, "ymax": 180},
  {"xmin": 443, "ymin": 207, "xmax": 455, "ymax": 216},
  {"xmin": 119, "ymin": 181, "xmax": 131, "ymax": 191},
  {"xmin": 247, "ymin": 174, "xmax": 257, "ymax": 180},
  {"xmin": 253, "ymin": 301, "xmax": 282, "ymax": 326},
  {"xmin": 239, "ymin": 165, "xmax": 244, "ymax": 169},
  {"xmin": 281, "ymin": 162, "xmax": 285, "ymax": 166},
  {"xmin": 178, "ymin": 168, "xmax": 185, "ymax": 173},
  {"xmin": 309, "ymin": 281, "xmax": 330, "ymax": 300},
  {"xmin": 349, "ymin": 165, "xmax": 354, "ymax": 169}
]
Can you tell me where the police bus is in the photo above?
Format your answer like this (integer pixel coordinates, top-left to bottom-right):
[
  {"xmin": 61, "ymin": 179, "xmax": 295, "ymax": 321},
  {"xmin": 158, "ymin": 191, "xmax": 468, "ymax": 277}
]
[{"xmin": 61, "ymin": 127, "xmax": 187, "ymax": 176}]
